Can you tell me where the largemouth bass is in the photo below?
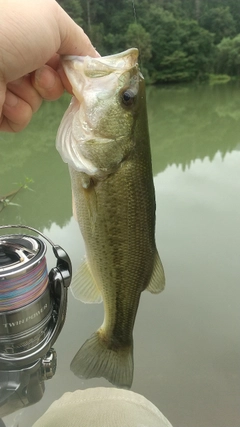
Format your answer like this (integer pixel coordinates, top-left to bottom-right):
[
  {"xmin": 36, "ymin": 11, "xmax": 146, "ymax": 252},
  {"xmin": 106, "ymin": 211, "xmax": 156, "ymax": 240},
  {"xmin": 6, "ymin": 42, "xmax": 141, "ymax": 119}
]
[{"xmin": 56, "ymin": 48, "xmax": 165, "ymax": 388}]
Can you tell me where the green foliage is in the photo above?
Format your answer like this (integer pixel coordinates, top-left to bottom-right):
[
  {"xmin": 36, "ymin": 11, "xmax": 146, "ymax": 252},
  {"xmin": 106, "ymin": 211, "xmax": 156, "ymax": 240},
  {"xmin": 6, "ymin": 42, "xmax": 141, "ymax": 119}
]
[
  {"xmin": 57, "ymin": 0, "xmax": 83, "ymax": 26},
  {"xmin": 200, "ymin": 7, "xmax": 236, "ymax": 44},
  {"xmin": 0, "ymin": 177, "xmax": 34, "ymax": 213},
  {"xmin": 145, "ymin": 8, "xmax": 214, "ymax": 83},
  {"xmin": 125, "ymin": 23, "xmax": 152, "ymax": 63},
  {"xmin": 215, "ymin": 35, "xmax": 240, "ymax": 76},
  {"xmin": 208, "ymin": 74, "xmax": 231, "ymax": 85},
  {"xmin": 57, "ymin": 0, "xmax": 240, "ymax": 83}
]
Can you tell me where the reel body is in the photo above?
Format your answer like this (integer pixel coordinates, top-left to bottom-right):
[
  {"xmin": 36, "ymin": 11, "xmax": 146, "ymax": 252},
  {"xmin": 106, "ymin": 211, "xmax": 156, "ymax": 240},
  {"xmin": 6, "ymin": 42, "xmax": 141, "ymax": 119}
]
[{"xmin": 0, "ymin": 225, "xmax": 72, "ymax": 417}]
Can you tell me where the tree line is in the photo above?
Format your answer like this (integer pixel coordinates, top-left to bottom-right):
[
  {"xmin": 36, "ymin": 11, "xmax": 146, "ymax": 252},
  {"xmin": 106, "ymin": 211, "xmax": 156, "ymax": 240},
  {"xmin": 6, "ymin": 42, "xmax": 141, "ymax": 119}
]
[{"xmin": 58, "ymin": 0, "xmax": 240, "ymax": 83}]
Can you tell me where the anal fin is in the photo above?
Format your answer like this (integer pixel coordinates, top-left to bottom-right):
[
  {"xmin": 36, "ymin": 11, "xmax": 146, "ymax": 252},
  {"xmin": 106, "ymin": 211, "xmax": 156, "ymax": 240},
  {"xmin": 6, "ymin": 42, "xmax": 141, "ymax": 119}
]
[
  {"xmin": 71, "ymin": 257, "xmax": 102, "ymax": 303},
  {"xmin": 146, "ymin": 251, "xmax": 165, "ymax": 294}
]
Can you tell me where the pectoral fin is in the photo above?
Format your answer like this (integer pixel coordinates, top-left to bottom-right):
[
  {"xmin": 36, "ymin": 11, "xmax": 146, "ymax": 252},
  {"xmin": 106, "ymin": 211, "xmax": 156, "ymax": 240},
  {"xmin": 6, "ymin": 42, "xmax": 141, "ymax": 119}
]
[
  {"xmin": 71, "ymin": 257, "xmax": 102, "ymax": 303},
  {"xmin": 145, "ymin": 251, "xmax": 165, "ymax": 293}
]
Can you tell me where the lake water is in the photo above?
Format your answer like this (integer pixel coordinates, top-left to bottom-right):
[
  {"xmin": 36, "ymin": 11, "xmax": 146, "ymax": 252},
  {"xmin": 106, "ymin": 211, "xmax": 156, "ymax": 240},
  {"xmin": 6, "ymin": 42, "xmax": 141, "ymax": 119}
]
[{"xmin": 1, "ymin": 82, "xmax": 240, "ymax": 427}]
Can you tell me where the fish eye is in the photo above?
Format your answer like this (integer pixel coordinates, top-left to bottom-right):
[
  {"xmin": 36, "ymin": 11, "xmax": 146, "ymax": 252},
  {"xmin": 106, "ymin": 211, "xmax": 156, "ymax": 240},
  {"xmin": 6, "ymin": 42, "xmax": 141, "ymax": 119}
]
[{"xmin": 121, "ymin": 89, "xmax": 135, "ymax": 106}]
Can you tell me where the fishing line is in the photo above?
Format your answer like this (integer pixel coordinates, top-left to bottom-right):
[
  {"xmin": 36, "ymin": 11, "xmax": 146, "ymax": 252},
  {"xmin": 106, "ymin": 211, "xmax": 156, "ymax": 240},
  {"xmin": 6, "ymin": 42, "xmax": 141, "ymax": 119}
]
[
  {"xmin": 0, "ymin": 256, "xmax": 48, "ymax": 312},
  {"xmin": 131, "ymin": 0, "xmax": 143, "ymax": 69},
  {"xmin": 132, "ymin": 0, "xmax": 137, "ymax": 24}
]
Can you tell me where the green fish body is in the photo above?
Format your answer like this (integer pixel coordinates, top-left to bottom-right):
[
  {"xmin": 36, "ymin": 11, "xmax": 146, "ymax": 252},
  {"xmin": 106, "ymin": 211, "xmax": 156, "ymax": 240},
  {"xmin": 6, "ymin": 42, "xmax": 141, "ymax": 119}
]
[{"xmin": 56, "ymin": 49, "xmax": 165, "ymax": 388}]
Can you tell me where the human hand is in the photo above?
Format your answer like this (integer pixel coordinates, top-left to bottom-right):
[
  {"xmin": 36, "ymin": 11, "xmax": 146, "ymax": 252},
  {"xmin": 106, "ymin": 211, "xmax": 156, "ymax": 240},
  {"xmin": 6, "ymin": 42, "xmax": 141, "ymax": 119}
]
[{"xmin": 0, "ymin": 0, "xmax": 99, "ymax": 132}]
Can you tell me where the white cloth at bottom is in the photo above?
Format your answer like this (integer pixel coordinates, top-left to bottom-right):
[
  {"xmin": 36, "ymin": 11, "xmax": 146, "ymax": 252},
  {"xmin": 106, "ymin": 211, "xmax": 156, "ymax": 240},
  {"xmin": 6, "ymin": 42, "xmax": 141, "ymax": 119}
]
[{"xmin": 32, "ymin": 387, "xmax": 173, "ymax": 427}]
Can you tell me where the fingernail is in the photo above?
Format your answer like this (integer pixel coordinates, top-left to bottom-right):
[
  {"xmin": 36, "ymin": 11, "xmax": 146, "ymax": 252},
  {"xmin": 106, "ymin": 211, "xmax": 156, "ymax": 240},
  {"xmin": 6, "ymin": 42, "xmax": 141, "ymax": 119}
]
[
  {"xmin": 5, "ymin": 91, "xmax": 18, "ymax": 107},
  {"xmin": 35, "ymin": 66, "xmax": 56, "ymax": 89}
]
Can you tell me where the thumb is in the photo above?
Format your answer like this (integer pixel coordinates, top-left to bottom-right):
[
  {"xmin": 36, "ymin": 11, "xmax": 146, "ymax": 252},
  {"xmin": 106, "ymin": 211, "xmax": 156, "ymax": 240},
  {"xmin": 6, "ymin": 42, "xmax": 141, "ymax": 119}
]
[{"xmin": 55, "ymin": 6, "xmax": 99, "ymax": 57}]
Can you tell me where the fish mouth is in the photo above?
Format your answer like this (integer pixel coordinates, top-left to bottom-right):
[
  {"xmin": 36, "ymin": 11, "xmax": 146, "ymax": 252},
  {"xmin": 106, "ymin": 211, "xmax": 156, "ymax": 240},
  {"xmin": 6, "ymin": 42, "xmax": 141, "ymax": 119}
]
[
  {"xmin": 61, "ymin": 48, "xmax": 139, "ymax": 101},
  {"xmin": 62, "ymin": 48, "xmax": 139, "ymax": 77}
]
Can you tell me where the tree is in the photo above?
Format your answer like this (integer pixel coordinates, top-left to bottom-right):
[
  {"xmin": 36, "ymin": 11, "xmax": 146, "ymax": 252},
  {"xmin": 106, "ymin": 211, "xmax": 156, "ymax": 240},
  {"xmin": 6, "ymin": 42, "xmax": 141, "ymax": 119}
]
[
  {"xmin": 57, "ymin": 0, "xmax": 240, "ymax": 82},
  {"xmin": 215, "ymin": 35, "xmax": 240, "ymax": 76},
  {"xmin": 144, "ymin": 5, "xmax": 179, "ymax": 76},
  {"xmin": 144, "ymin": 6, "xmax": 214, "ymax": 82},
  {"xmin": 200, "ymin": 7, "xmax": 236, "ymax": 44},
  {"xmin": 125, "ymin": 23, "xmax": 152, "ymax": 63},
  {"xmin": 57, "ymin": 0, "xmax": 83, "ymax": 26}
]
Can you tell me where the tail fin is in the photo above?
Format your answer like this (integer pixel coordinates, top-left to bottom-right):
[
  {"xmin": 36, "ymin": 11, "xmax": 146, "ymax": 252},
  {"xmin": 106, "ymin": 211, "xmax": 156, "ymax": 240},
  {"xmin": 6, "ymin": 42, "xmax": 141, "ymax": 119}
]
[{"xmin": 70, "ymin": 331, "xmax": 133, "ymax": 389}]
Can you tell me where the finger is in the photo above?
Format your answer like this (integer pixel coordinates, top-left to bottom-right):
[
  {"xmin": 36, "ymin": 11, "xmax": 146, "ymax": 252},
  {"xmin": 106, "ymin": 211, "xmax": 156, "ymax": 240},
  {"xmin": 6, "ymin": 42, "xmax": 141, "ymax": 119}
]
[
  {"xmin": 7, "ymin": 75, "xmax": 42, "ymax": 113},
  {"xmin": 31, "ymin": 65, "xmax": 65, "ymax": 100},
  {"xmin": 57, "ymin": 65, "xmax": 73, "ymax": 94},
  {"xmin": 1, "ymin": 90, "xmax": 35, "ymax": 132},
  {"xmin": 46, "ymin": 54, "xmax": 61, "ymax": 70},
  {"xmin": 0, "ymin": 80, "xmax": 5, "ymax": 118},
  {"xmin": 45, "ymin": 55, "xmax": 73, "ymax": 94}
]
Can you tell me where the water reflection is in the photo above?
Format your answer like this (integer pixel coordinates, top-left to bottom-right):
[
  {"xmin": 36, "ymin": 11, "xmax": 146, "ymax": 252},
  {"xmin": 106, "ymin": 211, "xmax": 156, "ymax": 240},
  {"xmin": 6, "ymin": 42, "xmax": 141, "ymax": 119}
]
[
  {"xmin": 0, "ymin": 94, "xmax": 72, "ymax": 230},
  {"xmin": 152, "ymin": 149, "xmax": 240, "ymax": 426},
  {"xmin": 1, "ymin": 83, "xmax": 240, "ymax": 427},
  {"xmin": 147, "ymin": 82, "xmax": 240, "ymax": 174}
]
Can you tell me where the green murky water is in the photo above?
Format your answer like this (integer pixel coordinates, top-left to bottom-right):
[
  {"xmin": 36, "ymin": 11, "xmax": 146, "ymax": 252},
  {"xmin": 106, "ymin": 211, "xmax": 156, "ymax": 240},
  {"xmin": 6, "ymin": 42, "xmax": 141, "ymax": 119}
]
[{"xmin": 1, "ymin": 82, "xmax": 240, "ymax": 427}]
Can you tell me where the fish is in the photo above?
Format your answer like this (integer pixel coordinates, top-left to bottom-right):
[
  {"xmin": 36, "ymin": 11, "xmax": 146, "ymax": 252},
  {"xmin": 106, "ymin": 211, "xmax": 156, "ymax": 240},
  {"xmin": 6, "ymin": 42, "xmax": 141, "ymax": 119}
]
[{"xmin": 56, "ymin": 48, "xmax": 165, "ymax": 388}]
